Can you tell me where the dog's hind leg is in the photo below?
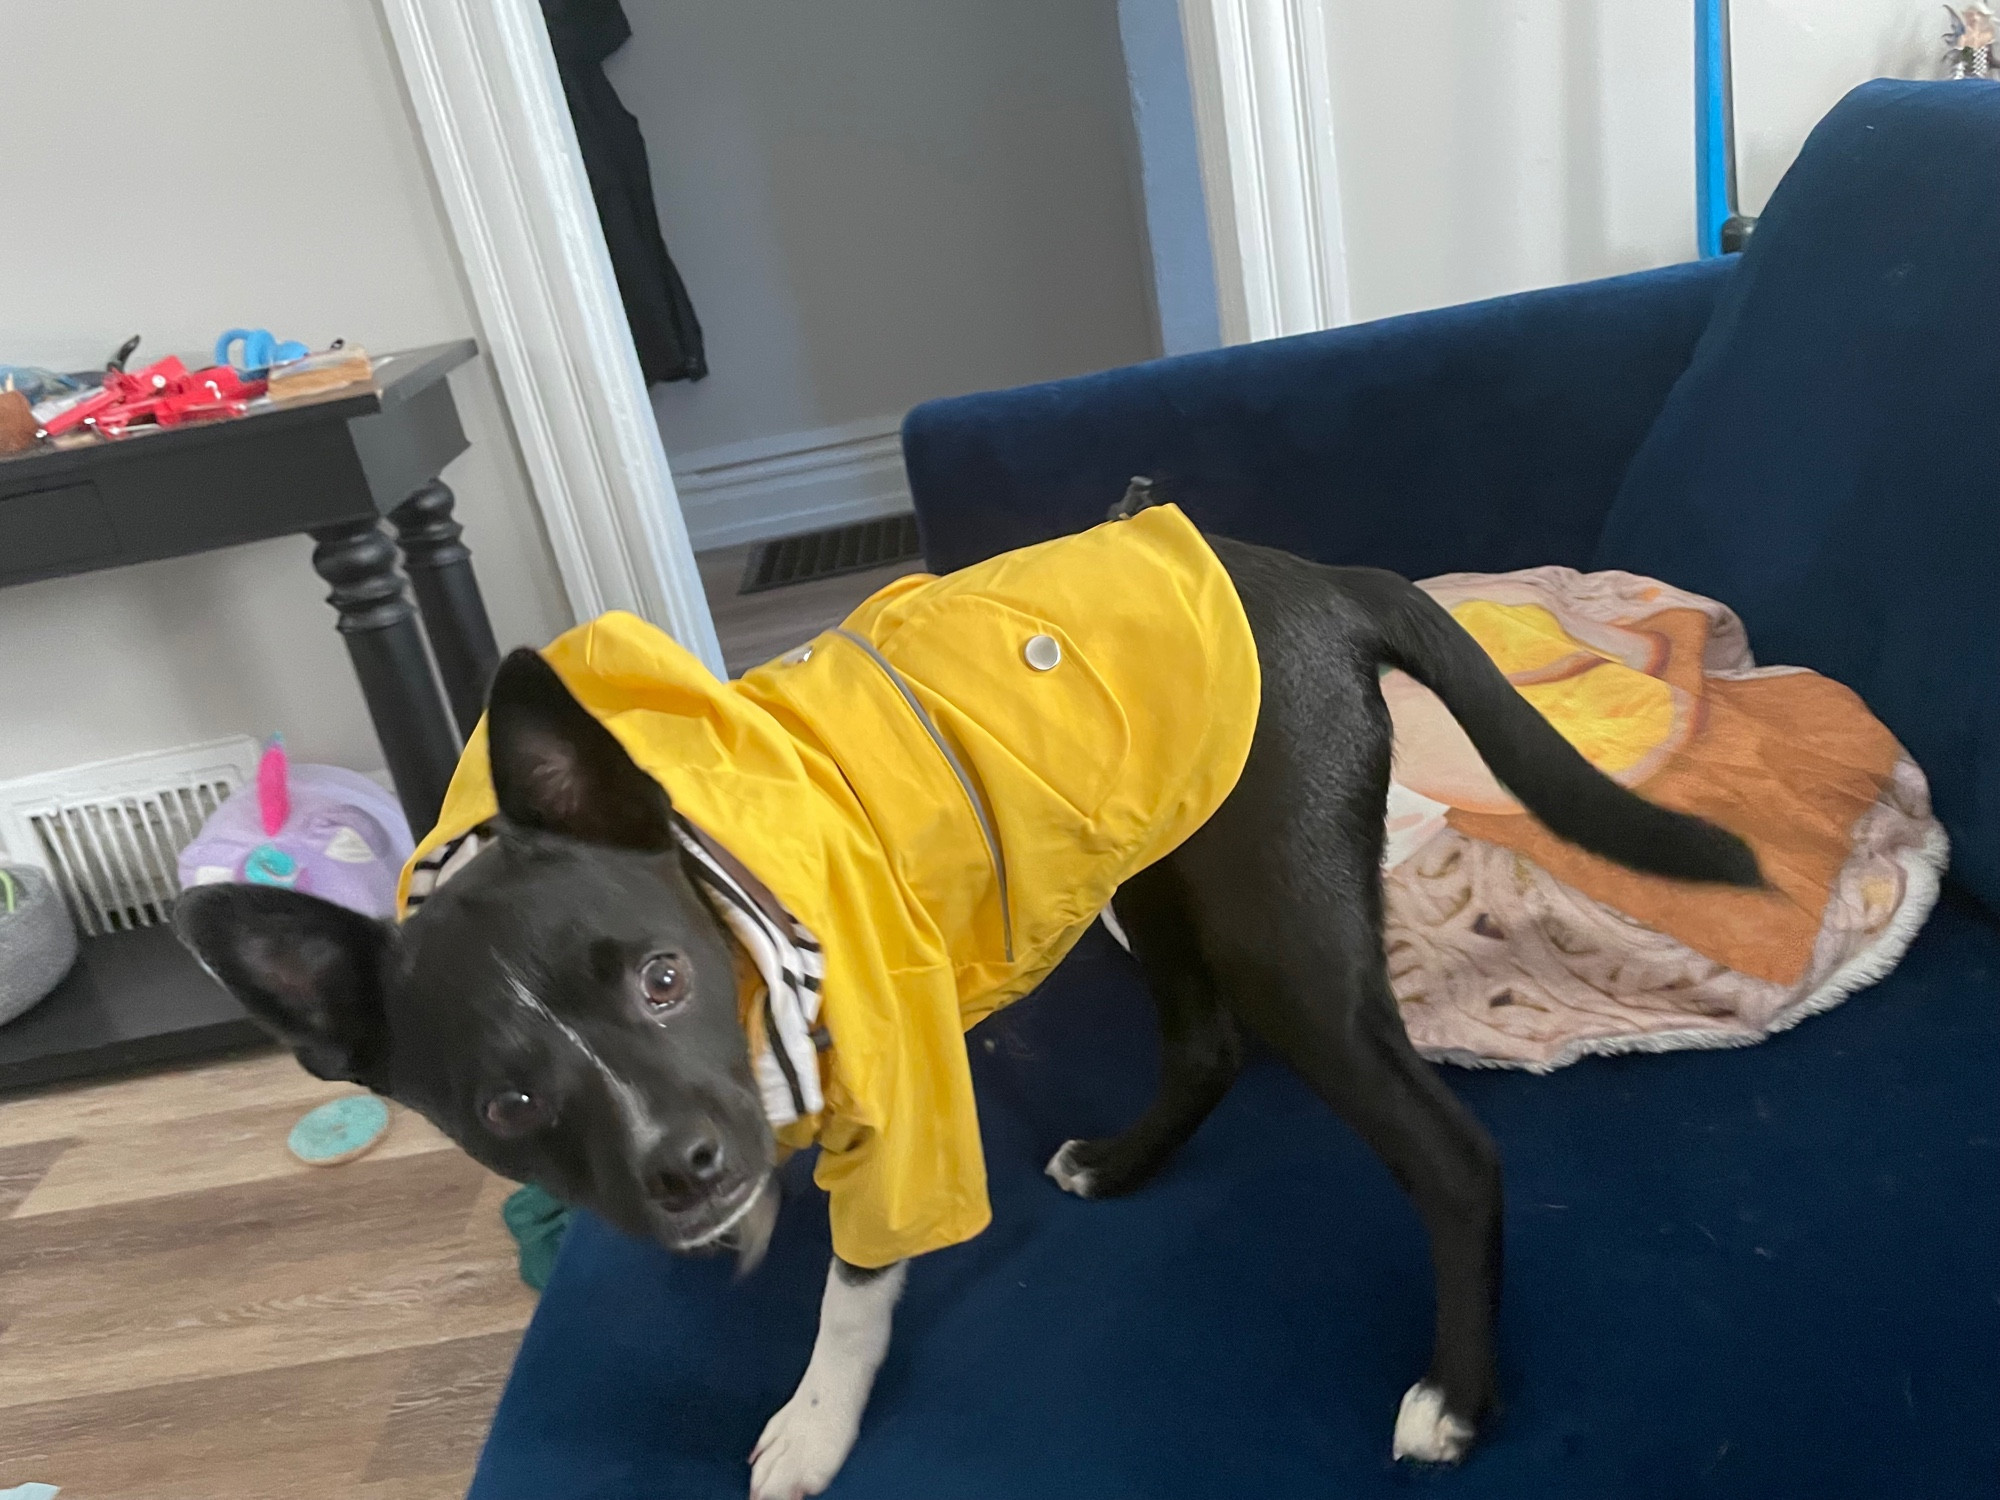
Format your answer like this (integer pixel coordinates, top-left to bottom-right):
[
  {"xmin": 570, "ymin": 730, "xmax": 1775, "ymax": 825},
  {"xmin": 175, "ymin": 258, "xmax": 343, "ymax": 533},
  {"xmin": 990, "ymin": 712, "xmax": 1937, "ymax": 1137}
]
[
  {"xmin": 1226, "ymin": 913, "xmax": 1503, "ymax": 1463},
  {"xmin": 1193, "ymin": 530, "xmax": 1503, "ymax": 1461},
  {"xmin": 1046, "ymin": 862, "xmax": 1243, "ymax": 1200}
]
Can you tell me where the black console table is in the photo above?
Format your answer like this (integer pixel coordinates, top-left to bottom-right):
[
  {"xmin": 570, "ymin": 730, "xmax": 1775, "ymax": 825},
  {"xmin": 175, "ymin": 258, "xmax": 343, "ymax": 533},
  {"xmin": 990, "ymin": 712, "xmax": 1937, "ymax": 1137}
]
[{"xmin": 0, "ymin": 341, "xmax": 499, "ymax": 1090}]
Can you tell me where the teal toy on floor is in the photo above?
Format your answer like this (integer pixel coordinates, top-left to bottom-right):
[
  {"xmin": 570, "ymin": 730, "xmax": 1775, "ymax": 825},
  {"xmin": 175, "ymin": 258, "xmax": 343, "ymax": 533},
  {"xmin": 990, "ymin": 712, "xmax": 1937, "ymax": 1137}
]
[
  {"xmin": 503, "ymin": 1185, "xmax": 573, "ymax": 1292},
  {"xmin": 286, "ymin": 1094, "xmax": 391, "ymax": 1166}
]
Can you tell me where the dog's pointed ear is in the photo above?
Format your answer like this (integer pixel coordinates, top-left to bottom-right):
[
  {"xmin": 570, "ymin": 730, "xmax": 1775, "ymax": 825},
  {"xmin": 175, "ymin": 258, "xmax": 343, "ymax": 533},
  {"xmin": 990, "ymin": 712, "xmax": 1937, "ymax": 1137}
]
[
  {"xmin": 174, "ymin": 884, "xmax": 395, "ymax": 1086},
  {"xmin": 486, "ymin": 647, "xmax": 674, "ymax": 851}
]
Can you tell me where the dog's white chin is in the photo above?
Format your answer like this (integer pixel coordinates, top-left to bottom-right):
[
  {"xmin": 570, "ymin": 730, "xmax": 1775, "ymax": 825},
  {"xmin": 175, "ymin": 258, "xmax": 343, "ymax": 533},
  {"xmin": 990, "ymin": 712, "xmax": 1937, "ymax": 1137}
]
[
  {"xmin": 666, "ymin": 1174, "xmax": 779, "ymax": 1274},
  {"xmin": 728, "ymin": 1175, "xmax": 781, "ymax": 1276}
]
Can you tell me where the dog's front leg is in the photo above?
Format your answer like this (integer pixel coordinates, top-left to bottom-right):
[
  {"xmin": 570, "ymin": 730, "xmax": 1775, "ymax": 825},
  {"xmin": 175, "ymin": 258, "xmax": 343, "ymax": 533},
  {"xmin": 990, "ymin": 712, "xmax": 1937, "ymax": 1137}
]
[{"xmin": 750, "ymin": 1255, "xmax": 907, "ymax": 1500}]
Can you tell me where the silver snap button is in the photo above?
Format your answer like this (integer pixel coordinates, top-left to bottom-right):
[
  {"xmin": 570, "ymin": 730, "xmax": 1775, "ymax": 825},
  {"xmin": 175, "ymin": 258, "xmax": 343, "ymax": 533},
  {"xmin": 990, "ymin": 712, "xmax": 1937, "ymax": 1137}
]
[
  {"xmin": 784, "ymin": 644, "xmax": 813, "ymax": 666},
  {"xmin": 1023, "ymin": 634, "xmax": 1062, "ymax": 671}
]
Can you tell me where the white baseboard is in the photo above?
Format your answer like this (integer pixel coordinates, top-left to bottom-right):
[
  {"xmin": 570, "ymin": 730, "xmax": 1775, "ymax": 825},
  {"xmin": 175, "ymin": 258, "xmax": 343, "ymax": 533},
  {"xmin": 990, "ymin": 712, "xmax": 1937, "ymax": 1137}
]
[{"xmin": 670, "ymin": 414, "xmax": 914, "ymax": 552}]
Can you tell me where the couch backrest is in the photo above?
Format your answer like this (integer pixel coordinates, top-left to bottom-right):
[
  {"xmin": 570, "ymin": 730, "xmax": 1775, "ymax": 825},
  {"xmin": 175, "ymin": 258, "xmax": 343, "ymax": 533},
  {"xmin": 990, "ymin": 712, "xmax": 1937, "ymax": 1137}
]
[
  {"xmin": 902, "ymin": 261, "xmax": 1732, "ymax": 581},
  {"xmin": 1595, "ymin": 79, "xmax": 2000, "ymax": 914}
]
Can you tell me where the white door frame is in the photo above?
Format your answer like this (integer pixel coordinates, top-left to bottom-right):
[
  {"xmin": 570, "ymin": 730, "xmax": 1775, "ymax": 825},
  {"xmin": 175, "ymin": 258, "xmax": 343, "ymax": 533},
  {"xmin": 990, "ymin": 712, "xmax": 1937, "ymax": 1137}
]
[
  {"xmin": 1178, "ymin": 0, "xmax": 1352, "ymax": 343},
  {"xmin": 378, "ymin": 0, "xmax": 725, "ymax": 675}
]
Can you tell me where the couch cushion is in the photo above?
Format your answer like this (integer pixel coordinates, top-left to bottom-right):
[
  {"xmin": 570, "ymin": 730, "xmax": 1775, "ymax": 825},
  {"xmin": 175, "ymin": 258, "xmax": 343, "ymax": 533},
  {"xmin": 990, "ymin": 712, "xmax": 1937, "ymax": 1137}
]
[
  {"xmin": 470, "ymin": 899, "xmax": 2000, "ymax": 1500},
  {"xmin": 1593, "ymin": 80, "xmax": 2000, "ymax": 913}
]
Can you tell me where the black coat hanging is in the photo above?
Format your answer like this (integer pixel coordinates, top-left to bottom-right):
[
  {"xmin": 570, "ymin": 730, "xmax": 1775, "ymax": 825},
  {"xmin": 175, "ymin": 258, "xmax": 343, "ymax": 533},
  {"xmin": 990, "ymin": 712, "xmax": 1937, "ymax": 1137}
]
[{"xmin": 542, "ymin": 0, "xmax": 708, "ymax": 383}]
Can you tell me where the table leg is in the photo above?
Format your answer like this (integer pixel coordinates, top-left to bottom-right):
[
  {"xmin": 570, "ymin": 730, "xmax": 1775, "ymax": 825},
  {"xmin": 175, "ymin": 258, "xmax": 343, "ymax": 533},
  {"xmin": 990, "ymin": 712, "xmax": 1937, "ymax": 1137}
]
[
  {"xmin": 310, "ymin": 518, "xmax": 462, "ymax": 838},
  {"xmin": 389, "ymin": 479, "xmax": 501, "ymax": 738}
]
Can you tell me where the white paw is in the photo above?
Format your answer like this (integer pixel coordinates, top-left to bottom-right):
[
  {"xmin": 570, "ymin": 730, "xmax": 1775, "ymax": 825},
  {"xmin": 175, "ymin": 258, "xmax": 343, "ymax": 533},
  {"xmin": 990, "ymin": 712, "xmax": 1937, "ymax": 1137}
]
[
  {"xmin": 749, "ymin": 1388, "xmax": 860, "ymax": 1500},
  {"xmin": 1045, "ymin": 1139, "xmax": 1098, "ymax": 1198},
  {"xmin": 1392, "ymin": 1380, "xmax": 1475, "ymax": 1464}
]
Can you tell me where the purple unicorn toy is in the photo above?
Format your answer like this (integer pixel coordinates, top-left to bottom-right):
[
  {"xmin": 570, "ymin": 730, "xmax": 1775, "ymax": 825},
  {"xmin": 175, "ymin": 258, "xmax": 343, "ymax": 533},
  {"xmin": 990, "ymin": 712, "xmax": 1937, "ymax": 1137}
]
[{"xmin": 178, "ymin": 738, "xmax": 414, "ymax": 919}]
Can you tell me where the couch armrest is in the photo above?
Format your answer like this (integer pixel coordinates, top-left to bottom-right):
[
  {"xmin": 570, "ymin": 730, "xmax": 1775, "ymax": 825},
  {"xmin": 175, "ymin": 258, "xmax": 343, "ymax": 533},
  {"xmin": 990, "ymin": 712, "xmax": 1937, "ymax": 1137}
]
[{"xmin": 902, "ymin": 258, "xmax": 1734, "ymax": 579}]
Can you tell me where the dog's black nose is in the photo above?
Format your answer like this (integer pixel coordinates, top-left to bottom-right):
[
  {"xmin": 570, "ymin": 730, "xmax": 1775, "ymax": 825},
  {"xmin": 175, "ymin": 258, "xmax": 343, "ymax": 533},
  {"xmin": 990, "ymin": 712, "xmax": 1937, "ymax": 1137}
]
[
  {"xmin": 686, "ymin": 1134, "xmax": 723, "ymax": 1179},
  {"xmin": 646, "ymin": 1132, "xmax": 728, "ymax": 1210}
]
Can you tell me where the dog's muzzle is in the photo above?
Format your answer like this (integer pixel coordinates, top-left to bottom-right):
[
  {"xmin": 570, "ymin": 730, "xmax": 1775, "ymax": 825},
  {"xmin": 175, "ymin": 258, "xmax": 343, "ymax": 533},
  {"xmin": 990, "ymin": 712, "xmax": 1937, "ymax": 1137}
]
[{"xmin": 661, "ymin": 1173, "xmax": 780, "ymax": 1275}]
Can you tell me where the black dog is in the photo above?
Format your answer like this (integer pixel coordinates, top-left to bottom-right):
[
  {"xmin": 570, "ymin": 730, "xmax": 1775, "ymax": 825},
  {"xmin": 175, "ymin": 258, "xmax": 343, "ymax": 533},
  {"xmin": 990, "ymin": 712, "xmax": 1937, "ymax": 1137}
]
[{"xmin": 178, "ymin": 533, "xmax": 1757, "ymax": 1497}]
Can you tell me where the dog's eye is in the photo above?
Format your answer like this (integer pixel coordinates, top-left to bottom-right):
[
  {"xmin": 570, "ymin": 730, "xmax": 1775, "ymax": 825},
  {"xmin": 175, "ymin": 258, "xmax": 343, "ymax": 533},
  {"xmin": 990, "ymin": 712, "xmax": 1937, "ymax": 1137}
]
[
  {"xmin": 483, "ymin": 1090, "xmax": 549, "ymax": 1138},
  {"xmin": 639, "ymin": 952, "xmax": 689, "ymax": 1014}
]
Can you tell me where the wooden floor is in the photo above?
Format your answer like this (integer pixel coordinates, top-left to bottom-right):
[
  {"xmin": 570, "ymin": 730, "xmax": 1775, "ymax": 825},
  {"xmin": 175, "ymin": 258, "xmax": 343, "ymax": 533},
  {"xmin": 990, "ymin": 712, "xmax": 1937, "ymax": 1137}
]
[
  {"xmin": 0, "ymin": 539, "xmax": 922, "ymax": 1497},
  {"xmin": 0, "ymin": 1049, "xmax": 535, "ymax": 1499}
]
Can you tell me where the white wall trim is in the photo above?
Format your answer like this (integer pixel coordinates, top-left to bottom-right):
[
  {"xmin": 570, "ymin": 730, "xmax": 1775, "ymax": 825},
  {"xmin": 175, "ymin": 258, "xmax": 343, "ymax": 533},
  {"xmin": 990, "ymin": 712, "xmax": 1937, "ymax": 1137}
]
[
  {"xmin": 669, "ymin": 414, "xmax": 913, "ymax": 552},
  {"xmin": 1178, "ymin": 0, "xmax": 1351, "ymax": 344},
  {"xmin": 377, "ymin": 0, "xmax": 724, "ymax": 673}
]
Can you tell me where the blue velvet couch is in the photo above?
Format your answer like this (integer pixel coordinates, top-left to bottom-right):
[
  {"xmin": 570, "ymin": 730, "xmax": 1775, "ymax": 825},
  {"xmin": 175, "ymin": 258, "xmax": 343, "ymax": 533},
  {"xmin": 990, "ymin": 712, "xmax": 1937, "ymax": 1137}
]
[{"xmin": 470, "ymin": 80, "xmax": 1999, "ymax": 1499}]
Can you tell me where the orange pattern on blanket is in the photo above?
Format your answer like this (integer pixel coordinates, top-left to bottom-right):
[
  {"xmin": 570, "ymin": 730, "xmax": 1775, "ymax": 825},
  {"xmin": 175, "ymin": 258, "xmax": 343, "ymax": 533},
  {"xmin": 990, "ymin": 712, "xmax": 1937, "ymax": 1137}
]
[
  {"xmin": 1453, "ymin": 600, "xmax": 1677, "ymax": 775},
  {"xmin": 1448, "ymin": 665, "xmax": 1903, "ymax": 987},
  {"xmin": 1389, "ymin": 608, "xmax": 1712, "ymax": 814}
]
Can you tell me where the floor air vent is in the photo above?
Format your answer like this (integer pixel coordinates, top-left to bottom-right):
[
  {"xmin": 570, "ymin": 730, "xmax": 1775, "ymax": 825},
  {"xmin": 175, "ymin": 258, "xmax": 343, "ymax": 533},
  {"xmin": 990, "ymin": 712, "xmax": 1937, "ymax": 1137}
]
[
  {"xmin": 0, "ymin": 738, "xmax": 260, "ymax": 937},
  {"xmin": 739, "ymin": 514, "xmax": 922, "ymax": 595}
]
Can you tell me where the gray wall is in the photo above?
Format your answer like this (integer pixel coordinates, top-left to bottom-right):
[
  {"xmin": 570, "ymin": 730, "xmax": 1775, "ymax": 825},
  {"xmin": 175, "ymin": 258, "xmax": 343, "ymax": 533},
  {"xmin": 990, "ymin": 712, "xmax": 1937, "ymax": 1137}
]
[
  {"xmin": 0, "ymin": 1, "xmax": 570, "ymax": 787},
  {"xmin": 1320, "ymin": 0, "xmax": 1937, "ymax": 323},
  {"xmin": 609, "ymin": 0, "xmax": 1160, "ymax": 468}
]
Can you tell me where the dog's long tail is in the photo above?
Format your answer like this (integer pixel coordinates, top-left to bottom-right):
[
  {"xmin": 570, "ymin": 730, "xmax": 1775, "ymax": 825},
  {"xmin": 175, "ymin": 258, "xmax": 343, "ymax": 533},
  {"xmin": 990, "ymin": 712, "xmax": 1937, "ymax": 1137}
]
[{"xmin": 1348, "ymin": 568, "xmax": 1762, "ymax": 887}]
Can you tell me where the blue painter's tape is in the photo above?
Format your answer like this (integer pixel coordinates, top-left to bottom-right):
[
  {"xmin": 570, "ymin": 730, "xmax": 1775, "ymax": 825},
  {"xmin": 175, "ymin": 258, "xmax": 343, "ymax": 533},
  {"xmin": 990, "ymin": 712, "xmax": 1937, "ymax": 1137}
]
[{"xmin": 1696, "ymin": 0, "xmax": 1733, "ymax": 257}]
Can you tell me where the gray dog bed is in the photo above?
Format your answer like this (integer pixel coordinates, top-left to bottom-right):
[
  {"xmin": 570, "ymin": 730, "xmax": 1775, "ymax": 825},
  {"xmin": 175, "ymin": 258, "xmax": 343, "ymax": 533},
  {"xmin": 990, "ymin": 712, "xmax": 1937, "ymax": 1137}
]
[{"xmin": 0, "ymin": 866, "xmax": 78, "ymax": 1026}]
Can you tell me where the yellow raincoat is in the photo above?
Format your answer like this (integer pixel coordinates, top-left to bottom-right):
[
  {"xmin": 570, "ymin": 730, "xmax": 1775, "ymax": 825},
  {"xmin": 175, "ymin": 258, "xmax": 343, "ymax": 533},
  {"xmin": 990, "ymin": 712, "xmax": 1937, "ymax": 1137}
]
[{"xmin": 398, "ymin": 504, "xmax": 1260, "ymax": 1266}]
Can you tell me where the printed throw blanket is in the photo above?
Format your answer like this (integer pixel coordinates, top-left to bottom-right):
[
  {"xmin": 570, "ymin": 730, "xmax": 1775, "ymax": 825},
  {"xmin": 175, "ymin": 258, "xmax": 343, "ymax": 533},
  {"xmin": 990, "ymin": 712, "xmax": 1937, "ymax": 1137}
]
[{"xmin": 1383, "ymin": 568, "xmax": 1947, "ymax": 1071}]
